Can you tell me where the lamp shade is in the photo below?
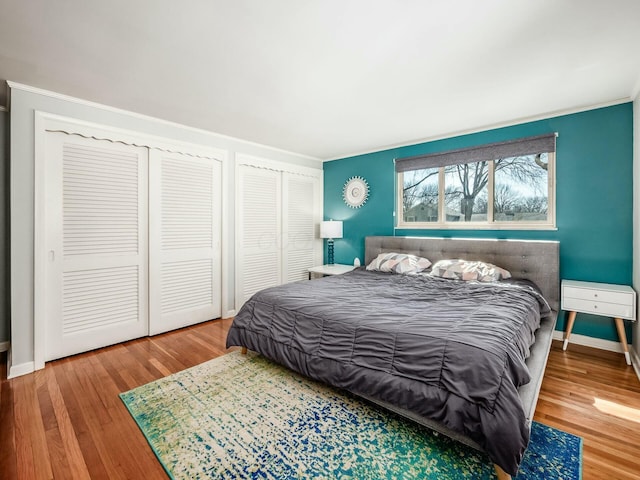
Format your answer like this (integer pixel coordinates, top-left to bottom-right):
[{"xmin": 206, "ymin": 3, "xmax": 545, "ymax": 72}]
[{"xmin": 320, "ymin": 220, "xmax": 343, "ymax": 239}]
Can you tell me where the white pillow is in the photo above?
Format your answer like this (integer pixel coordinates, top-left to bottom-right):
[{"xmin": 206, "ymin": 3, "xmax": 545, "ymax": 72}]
[
  {"xmin": 430, "ymin": 259, "xmax": 511, "ymax": 282},
  {"xmin": 366, "ymin": 252, "xmax": 432, "ymax": 274}
]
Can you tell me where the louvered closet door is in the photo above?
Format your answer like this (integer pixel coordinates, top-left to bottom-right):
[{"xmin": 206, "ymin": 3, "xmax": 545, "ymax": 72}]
[
  {"xmin": 149, "ymin": 151, "xmax": 222, "ymax": 335},
  {"xmin": 44, "ymin": 132, "xmax": 149, "ymax": 361},
  {"xmin": 282, "ymin": 173, "xmax": 318, "ymax": 282},
  {"xmin": 237, "ymin": 165, "xmax": 282, "ymax": 306}
]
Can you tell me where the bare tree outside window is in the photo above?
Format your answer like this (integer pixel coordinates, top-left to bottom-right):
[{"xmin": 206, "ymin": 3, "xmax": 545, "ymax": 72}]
[
  {"xmin": 494, "ymin": 154, "xmax": 548, "ymax": 222},
  {"xmin": 444, "ymin": 161, "xmax": 489, "ymax": 222},
  {"xmin": 400, "ymin": 153, "xmax": 551, "ymax": 226},
  {"xmin": 402, "ymin": 168, "xmax": 439, "ymax": 222}
]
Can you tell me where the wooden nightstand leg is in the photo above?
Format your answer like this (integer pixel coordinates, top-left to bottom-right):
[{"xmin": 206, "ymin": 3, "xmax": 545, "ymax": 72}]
[
  {"xmin": 563, "ymin": 311, "xmax": 577, "ymax": 351},
  {"xmin": 614, "ymin": 318, "xmax": 631, "ymax": 366}
]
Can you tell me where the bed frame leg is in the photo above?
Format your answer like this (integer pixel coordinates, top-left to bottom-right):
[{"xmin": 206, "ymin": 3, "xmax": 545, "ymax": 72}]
[
  {"xmin": 493, "ymin": 464, "xmax": 511, "ymax": 480},
  {"xmin": 241, "ymin": 347, "xmax": 247, "ymax": 355}
]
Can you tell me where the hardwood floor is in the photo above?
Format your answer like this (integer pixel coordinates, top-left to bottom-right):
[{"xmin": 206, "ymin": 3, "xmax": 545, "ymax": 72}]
[
  {"xmin": 1, "ymin": 319, "xmax": 639, "ymax": 479},
  {"xmin": 533, "ymin": 343, "xmax": 640, "ymax": 480}
]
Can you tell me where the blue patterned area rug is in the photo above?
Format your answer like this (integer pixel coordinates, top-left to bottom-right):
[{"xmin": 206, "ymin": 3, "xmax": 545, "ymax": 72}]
[{"xmin": 120, "ymin": 351, "xmax": 582, "ymax": 479}]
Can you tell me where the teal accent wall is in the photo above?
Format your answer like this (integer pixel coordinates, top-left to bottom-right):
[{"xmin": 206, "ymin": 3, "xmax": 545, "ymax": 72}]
[{"xmin": 323, "ymin": 103, "xmax": 634, "ymax": 343}]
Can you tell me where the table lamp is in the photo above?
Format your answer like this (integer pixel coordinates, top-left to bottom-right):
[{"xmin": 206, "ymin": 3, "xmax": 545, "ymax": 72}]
[{"xmin": 320, "ymin": 220, "xmax": 343, "ymax": 265}]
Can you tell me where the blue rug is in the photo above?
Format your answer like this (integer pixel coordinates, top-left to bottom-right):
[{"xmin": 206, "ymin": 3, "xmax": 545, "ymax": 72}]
[{"xmin": 120, "ymin": 351, "xmax": 582, "ymax": 479}]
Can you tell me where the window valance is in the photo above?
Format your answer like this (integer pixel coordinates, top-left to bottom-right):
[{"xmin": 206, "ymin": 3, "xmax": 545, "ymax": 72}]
[{"xmin": 395, "ymin": 133, "xmax": 556, "ymax": 172}]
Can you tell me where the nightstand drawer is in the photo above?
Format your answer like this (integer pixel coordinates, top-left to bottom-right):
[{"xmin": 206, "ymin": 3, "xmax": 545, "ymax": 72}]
[
  {"xmin": 562, "ymin": 297, "xmax": 634, "ymax": 319},
  {"xmin": 562, "ymin": 285, "xmax": 633, "ymax": 306}
]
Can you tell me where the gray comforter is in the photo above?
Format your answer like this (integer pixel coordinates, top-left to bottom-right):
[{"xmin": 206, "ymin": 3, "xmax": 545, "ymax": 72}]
[{"xmin": 226, "ymin": 268, "xmax": 551, "ymax": 475}]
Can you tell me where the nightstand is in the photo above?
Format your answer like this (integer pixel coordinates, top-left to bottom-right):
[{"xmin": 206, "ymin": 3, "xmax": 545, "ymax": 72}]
[
  {"xmin": 561, "ymin": 280, "xmax": 636, "ymax": 365},
  {"xmin": 308, "ymin": 264, "xmax": 356, "ymax": 280}
]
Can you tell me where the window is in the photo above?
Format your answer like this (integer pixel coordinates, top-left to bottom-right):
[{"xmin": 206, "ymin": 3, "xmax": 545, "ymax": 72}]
[{"xmin": 396, "ymin": 134, "xmax": 555, "ymax": 229}]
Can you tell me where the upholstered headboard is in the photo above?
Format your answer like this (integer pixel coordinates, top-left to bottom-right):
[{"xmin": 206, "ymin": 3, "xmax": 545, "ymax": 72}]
[{"xmin": 365, "ymin": 236, "xmax": 560, "ymax": 313}]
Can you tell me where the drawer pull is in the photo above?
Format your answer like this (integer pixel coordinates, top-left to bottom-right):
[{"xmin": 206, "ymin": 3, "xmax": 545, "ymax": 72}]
[
  {"xmin": 594, "ymin": 293, "xmax": 598, "ymax": 298},
  {"xmin": 594, "ymin": 305, "xmax": 598, "ymax": 309}
]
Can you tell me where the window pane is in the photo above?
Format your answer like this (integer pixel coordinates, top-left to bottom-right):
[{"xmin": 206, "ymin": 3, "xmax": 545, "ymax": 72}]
[
  {"xmin": 444, "ymin": 162, "xmax": 489, "ymax": 222},
  {"xmin": 402, "ymin": 168, "xmax": 439, "ymax": 223},
  {"xmin": 494, "ymin": 154, "xmax": 549, "ymax": 222}
]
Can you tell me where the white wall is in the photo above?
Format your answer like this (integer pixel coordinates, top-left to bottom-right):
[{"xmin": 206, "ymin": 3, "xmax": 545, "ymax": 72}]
[
  {"xmin": 633, "ymin": 92, "xmax": 640, "ymax": 373},
  {"xmin": 0, "ymin": 110, "xmax": 8, "ymax": 348},
  {"xmin": 8, "ymin": 83, "xmax": 322, "ymax": 376}
]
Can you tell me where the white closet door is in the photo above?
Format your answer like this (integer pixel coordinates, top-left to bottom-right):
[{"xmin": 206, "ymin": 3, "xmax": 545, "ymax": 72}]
[
  {"xmin": 45, "ymin": 132, "xmax": 149, "ymax": 361},
  {"xmin": 237, "ymin": 165, "xmax": 282, "ymax": 306},
  {"xmin": 282, "ymin": 173, "xmax": 319, "ymax": 283},
  {"xmin": 149, "ymin": 151, "xmax": 222, "ymax": 335}
]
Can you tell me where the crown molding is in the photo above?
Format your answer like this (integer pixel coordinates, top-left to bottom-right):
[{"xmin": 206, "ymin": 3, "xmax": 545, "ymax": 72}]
[
  {"xmin": 323, "ymin": 97, "xmax": 632, "ymax": 162},
  {"xmin": 6, "ymin": 81, "xmax": 322, "ymax": 165}
]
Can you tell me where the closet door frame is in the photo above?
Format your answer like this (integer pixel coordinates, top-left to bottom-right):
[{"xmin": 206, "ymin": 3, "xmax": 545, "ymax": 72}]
[{"xmin": 34, "ymin": 112, "xmax": 229, "ymax": 370}]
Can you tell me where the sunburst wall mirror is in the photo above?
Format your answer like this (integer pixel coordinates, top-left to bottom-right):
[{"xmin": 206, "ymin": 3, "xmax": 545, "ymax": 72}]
[{"xmin": 342, "ymin": 176, "xmax": 369, "ymax": 209}]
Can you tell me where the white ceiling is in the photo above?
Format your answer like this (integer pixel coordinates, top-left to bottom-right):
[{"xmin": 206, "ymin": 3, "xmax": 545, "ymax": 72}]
[{"xmin": 1, "ymin": 0, "xmax": 640, "ymax": 160}]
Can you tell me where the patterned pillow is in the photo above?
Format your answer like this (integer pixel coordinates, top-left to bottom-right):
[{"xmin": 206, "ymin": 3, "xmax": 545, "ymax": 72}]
[
  {"xmin": 430, "ymin": 259, "xmax": 511, "ymax": 282},
  {"xmin": 366, "ymin": 252, "xmax": 432, "ymax": 274}
]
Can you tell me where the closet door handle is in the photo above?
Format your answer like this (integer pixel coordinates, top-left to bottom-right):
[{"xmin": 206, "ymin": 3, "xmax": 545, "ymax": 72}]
[{"xmin": 49, "ymin": 250, "xmax": 55, "ymax": 262}]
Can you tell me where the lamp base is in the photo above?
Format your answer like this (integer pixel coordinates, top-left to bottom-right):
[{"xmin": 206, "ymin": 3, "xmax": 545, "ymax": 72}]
[{"xmin": 327, "ymin": 239, "xmax": 335, "ymax": 265}]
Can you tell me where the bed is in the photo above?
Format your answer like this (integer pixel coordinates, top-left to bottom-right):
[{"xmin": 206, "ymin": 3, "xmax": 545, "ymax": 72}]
[{"xmin": 226, "ymin": 236, "xmax": 559, "ymax": 479}]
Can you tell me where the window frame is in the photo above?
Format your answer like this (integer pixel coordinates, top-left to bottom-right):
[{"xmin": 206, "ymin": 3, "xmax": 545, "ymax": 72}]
[{"xmin": 396, "ymin": 152, "xmax": 556, "ymax": 230}]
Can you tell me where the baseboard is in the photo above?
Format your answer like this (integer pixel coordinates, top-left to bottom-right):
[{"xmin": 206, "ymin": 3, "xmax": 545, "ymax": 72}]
[
  {"xmin": 223, "ymin": 309, "xmax": 236, "ymax": 319},
  {"xmin": 631, "ymin": 348, "xmax": 640, "ymax": 382},
  {"xmin": 8, "ymin": 361, "xmax": 35, "ymax": 379},
  {"xmin": 0, "ymin": 341, "xmax": 8, "ymax": 353},
  {"xmin": 551, "ymin": 330, "xmax": 628, "ymax": 353}
]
